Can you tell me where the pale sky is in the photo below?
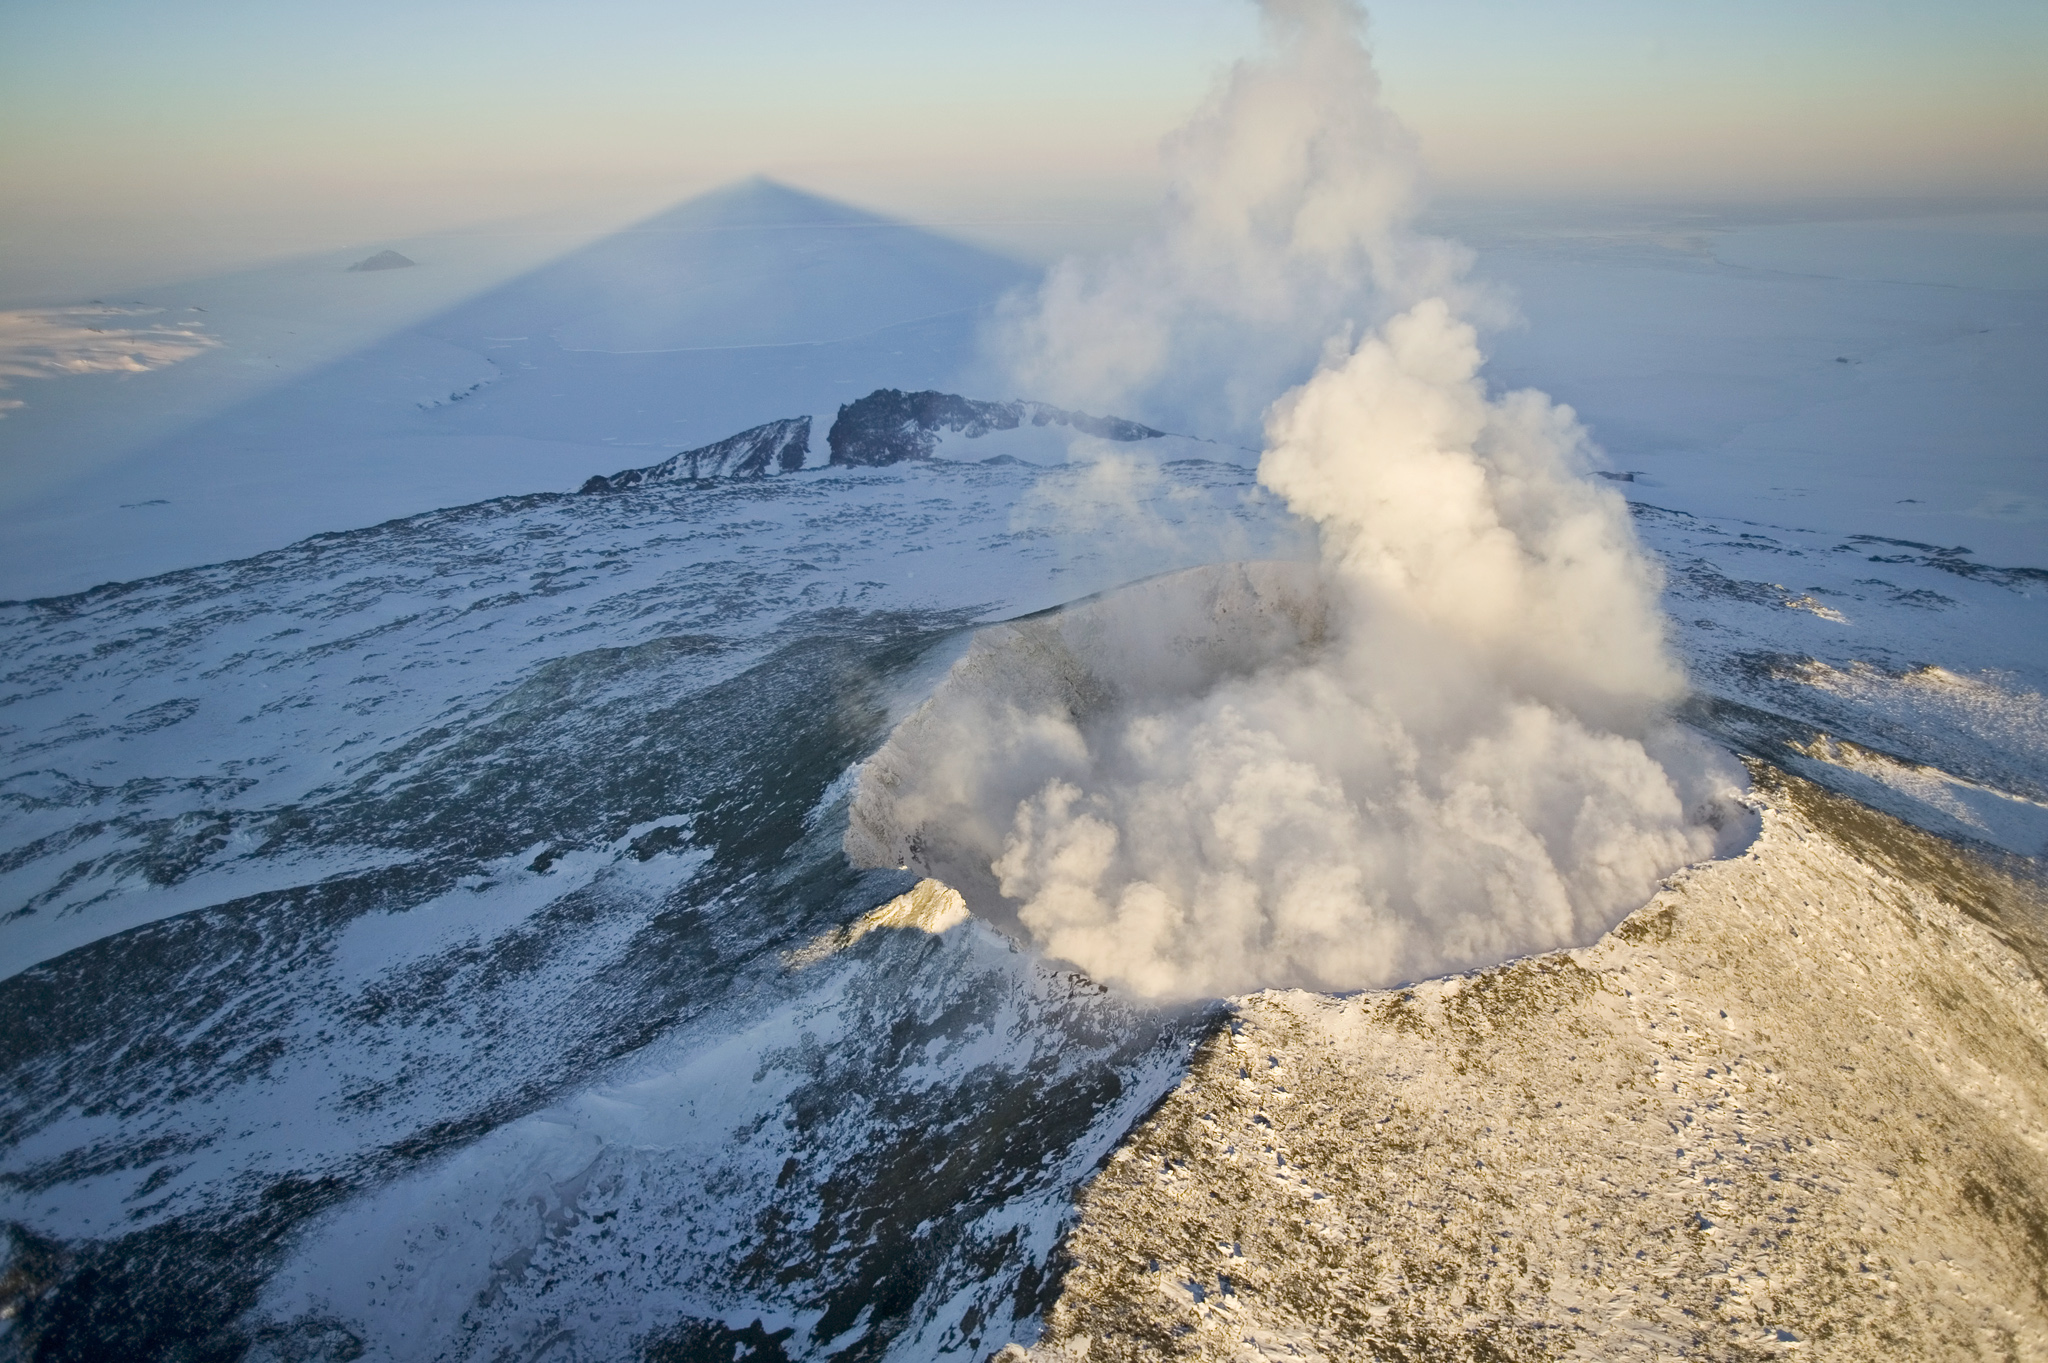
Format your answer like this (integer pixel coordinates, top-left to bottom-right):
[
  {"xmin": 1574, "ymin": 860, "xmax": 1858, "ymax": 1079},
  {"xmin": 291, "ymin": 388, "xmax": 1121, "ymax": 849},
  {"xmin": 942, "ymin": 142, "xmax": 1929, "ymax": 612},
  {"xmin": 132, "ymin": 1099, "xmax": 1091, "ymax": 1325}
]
[{"xmin": 3, "ymin": 0, "xmax": 2044, "ymax": 299}]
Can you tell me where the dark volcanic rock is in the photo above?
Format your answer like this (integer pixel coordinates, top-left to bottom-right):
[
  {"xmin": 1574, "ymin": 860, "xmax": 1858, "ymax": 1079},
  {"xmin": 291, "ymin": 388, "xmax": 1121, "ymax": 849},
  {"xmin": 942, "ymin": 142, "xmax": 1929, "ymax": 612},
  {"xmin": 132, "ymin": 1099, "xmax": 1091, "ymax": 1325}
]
[
  {"xmin": 826, "ymin": 390, "xmax": 1163, "ymax": 467},
  {"xmin": 346, "ymin": 250, "xmax": 417, "ymax": 272},
  {"xmin": 580, "ymin": 416, "xmax": 811, "ymax": 493}
]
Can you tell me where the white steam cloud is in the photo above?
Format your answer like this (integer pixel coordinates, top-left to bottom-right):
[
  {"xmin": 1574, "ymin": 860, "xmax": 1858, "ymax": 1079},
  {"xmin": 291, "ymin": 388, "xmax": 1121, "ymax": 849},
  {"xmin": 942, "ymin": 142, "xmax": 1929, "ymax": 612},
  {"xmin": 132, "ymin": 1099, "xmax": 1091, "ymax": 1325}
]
[
  {"xmin": 991, "ymin": 0, "xmax": 1474, "ymax": 440},
  {"xmin": 848, "ymin": 0, "xmax": 1750, "ymax": 998}
]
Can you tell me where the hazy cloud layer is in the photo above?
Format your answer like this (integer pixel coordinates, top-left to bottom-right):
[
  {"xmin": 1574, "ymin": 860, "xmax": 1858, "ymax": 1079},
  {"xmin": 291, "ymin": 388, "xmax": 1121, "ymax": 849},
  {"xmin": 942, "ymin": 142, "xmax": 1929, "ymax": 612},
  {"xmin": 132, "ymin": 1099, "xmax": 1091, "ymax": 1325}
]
[{"xmin": 0, "ymin": 306, "xmax": 220, "ymax": 415}]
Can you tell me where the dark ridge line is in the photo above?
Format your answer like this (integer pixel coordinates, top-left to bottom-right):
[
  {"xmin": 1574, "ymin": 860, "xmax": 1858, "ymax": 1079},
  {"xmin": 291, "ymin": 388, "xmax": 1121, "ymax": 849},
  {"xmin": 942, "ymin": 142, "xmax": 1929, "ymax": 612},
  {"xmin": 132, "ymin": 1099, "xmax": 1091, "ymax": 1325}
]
[{"xmin": 825, "ymin": 389, "xmax": 1164, "ymax": 468}]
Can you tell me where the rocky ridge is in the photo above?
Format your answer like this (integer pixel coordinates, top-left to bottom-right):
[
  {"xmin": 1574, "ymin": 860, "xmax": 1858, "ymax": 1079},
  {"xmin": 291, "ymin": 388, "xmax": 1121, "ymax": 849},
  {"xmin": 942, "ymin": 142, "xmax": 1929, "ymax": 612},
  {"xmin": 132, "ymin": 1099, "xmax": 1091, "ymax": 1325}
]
[
  {"xmin": 580, "ymin": 416, "xmax": 813, "ymax": 492},
  {"xmin": 581, "ymin": 391, "xmax": 1171, "ymax": 494},
  {"xmin": 826, "ymin": 390, "xmax": 1165, "ymax": 468}
]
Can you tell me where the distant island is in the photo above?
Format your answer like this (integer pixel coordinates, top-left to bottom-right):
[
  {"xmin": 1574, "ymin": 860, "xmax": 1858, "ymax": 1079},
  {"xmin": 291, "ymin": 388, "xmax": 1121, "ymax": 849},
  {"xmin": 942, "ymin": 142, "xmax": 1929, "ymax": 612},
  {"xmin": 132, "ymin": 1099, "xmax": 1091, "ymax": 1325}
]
[{"xmin": 346, "ymin": 249, "xmax": 416, "ymax": 272}]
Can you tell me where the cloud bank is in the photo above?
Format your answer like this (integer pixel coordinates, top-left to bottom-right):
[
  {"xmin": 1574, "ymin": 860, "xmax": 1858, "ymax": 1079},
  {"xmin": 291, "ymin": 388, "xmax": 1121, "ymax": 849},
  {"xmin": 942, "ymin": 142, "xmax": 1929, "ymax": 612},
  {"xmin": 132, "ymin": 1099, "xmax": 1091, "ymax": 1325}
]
[{"xmin": 0, "ymin": 306, "xmax": 220, "ymax": 416}]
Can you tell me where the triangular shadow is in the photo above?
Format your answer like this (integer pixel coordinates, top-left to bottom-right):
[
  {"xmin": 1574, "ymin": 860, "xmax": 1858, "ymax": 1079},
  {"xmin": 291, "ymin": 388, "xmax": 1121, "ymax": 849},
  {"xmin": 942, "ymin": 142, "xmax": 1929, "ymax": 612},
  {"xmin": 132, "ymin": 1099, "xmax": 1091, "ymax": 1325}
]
[
  {"xmin": 6, "ymin": 179, "xmax": 1041, "ymax": 595},
  {"xmin": 424, "ymin": 177, "xmax": 1033, "ymax": 353}
]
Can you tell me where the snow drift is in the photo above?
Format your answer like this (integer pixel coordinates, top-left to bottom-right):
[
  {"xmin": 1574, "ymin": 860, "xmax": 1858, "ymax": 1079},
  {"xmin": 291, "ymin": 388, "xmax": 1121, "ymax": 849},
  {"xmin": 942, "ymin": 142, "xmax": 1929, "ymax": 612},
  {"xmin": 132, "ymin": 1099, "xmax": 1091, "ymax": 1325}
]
[{"xmin": 847, "ymin": 0, "xmax": 1750, "ymax": 998}]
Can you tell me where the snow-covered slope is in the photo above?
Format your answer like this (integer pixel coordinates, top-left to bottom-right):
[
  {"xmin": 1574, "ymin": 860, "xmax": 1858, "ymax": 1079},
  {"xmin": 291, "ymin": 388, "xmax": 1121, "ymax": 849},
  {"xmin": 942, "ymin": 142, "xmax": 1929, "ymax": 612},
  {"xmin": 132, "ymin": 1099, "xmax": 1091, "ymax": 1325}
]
[
  {"xmin": 248, "ymin": 880, "xmax": 1204, "ymax": 1363},
  {"xmin": 1634, "ymin": 501, "xmax": 2048, "ymax": 860},
  {"xmin": 0, "ymin": 452, "xmax": 1291, "ymax": 1362},
  {"xmin": 1025, "ymin": 767, "xmax": 2048, "ymax": 1361},
  {"xmin": 0, "ymin": 427, "xmax": 2040, "ymax": 1355}
]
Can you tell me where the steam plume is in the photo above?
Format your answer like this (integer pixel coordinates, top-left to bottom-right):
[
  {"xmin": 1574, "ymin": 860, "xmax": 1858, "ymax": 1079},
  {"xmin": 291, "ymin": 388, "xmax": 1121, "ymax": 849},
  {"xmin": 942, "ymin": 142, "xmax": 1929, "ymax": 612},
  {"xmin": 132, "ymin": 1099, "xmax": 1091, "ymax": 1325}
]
[
  {"xmin": 992, "ymin": 0, "xmax": 1472, "ymax": 440},
  {"xmin": 852, "ymin": 0, "xmax": 1747, "ymax": 998}
]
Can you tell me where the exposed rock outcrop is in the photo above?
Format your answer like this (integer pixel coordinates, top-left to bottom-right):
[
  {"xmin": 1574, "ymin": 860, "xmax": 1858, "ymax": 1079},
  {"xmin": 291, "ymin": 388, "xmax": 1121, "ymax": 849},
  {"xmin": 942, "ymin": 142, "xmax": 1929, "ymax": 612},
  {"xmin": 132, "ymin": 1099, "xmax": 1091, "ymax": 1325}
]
[
  {"xmin": 826, "ymin": 389, "xmax": 1164, "ymax": 467},
  {"xmin": 579, "ymin": 416, "xmax": 811, "ymax": 493}
]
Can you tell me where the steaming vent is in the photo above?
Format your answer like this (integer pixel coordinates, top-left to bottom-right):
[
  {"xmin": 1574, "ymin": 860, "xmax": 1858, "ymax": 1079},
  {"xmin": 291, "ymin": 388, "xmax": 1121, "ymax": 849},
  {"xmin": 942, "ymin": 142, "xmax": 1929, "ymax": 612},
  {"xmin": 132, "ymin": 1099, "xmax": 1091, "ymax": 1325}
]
[
  {"xmin": 848, "ymin": 560, "xmax": 1331, "ymax": 905},
  {"xmin": 847, "ymin": 560, "xmax": 1754, "ymax": 1000},
  {"xmin": 847, "ymin": 0, "xmax": 1764, "ymax": 1002}
]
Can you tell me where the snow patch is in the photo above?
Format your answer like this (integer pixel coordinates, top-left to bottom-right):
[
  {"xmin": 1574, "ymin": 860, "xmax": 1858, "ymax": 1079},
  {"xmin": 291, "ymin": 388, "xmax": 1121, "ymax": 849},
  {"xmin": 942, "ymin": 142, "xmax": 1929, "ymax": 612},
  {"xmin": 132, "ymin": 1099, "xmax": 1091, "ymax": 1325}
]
[{"xmin": 1789, "ymin": 734, "xmax": 2048, "ymax": 858}]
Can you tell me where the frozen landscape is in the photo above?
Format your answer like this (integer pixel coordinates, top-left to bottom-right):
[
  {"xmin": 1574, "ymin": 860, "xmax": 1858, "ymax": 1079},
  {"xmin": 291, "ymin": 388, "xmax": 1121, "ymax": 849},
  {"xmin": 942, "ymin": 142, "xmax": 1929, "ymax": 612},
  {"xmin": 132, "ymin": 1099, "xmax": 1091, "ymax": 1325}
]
[{"xmin": 3, "ymin": 2, "xmax": 2046, "ymax": 1359}]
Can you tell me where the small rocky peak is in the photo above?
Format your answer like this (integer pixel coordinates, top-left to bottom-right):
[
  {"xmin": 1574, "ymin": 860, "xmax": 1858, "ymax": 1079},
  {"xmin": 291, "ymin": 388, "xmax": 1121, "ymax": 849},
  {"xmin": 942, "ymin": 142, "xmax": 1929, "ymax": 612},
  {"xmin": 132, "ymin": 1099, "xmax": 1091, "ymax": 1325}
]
[
  {"xmin": 580, "ymin": 416, "xmax": 812, "ymax": 493},
  {"xmin": 347, "ymin": 250, "xmax": 418, "ymax": 272}
]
